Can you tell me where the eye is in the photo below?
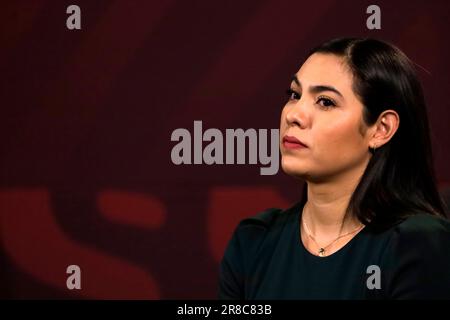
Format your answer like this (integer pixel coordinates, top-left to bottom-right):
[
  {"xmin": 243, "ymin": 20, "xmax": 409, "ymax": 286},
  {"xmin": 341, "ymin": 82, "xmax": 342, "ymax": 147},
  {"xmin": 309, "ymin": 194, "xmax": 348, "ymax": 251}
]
[
  {"xmin": 316, "ymin": 95, "xmax": 336, "ymax": 108},
  {"xmin": 286, "ymin": 88, "xmax": 300, "ymax": 101}
]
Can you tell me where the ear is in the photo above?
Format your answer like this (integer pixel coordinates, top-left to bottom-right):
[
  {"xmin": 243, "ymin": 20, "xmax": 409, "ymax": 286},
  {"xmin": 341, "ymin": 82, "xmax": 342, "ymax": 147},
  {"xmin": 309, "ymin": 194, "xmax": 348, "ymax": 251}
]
[{"xmin": 368, "ymin": 110, "xmax": 400, "ymax": 151}]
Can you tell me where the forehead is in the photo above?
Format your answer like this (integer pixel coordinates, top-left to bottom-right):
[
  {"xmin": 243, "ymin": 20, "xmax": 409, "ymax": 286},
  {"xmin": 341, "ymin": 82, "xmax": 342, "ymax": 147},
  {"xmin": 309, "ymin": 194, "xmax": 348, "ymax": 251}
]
[{"xmin": 295, "ymin": 53, "xmax": 353, "ymax": 94}]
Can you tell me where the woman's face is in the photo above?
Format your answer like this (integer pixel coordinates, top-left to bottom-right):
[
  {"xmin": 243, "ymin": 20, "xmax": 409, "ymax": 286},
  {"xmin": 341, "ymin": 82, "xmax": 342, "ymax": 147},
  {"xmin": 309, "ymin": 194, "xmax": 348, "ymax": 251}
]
[{"xmin": 280, "ymin": 53, "xmax": 372, "ymax": 182}]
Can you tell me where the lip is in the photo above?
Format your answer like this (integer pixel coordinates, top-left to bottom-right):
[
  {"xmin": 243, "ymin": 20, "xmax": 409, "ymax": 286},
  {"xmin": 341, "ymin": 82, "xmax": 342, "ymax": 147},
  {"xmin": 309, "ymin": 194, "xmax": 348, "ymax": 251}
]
[{"xmin": 282, "ymin": 135, "xmax": 308, "ymax": 149}]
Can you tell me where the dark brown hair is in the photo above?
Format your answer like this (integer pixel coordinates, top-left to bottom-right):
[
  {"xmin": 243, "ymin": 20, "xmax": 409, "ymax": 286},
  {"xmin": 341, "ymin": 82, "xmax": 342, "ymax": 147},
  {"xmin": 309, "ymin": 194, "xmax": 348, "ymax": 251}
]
[{"xmin": 297, "ymin": 37, "xmax": 447, "ymax": 230}]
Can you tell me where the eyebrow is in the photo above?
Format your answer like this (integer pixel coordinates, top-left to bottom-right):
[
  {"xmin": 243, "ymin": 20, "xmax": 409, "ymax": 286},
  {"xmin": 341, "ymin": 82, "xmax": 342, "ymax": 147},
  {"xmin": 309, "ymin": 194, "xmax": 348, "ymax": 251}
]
[{"xmin": 291, "ymin": 75, "xmax": 344, "ymax": 99}]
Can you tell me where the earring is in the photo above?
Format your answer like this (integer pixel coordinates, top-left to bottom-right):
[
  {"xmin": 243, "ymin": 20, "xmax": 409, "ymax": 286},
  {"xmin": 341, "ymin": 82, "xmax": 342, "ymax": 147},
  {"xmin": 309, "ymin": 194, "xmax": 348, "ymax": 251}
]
[{"xmin": 369, "ymin": 143, "xmax": 377, "ymax": 154}]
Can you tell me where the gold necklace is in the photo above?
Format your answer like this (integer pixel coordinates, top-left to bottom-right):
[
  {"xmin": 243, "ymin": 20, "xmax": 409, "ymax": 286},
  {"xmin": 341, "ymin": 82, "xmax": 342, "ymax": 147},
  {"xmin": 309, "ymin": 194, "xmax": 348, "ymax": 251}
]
[{"xmin": 301, "ymin": 215, "xmax": 364, "ymax": 257}]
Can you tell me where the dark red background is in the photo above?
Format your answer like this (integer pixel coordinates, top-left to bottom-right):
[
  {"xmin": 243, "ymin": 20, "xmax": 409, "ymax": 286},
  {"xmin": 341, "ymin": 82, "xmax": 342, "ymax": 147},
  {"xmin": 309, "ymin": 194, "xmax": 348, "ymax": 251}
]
[{"xmin": 1, "ymin": 0, "xmax": 449, "ymax": 299}]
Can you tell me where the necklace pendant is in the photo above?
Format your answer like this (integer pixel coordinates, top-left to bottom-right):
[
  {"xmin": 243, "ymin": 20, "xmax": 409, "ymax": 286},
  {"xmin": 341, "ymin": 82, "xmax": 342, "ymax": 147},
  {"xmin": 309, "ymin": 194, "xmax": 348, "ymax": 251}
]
[{"xmin": 318, "ymin": 248, "xmax": 325, "ymax": 257}]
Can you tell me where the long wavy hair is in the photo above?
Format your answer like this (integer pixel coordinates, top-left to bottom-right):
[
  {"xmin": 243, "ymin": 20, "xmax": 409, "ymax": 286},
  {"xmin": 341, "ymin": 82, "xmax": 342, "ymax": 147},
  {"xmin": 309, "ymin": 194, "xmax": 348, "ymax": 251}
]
[{"xmin": 296, "ymin": 37, "xmax": 447, "ymax": 230}]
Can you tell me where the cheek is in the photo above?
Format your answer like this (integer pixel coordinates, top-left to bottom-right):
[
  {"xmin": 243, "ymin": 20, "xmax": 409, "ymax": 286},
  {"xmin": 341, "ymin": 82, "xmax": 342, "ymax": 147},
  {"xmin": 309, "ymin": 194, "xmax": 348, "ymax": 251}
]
[
  {"xmin": 279, "ymin": 108, "xmax": 288, "ymax": 134},
  {"xmin": 313, "ymin": 116, "xmax": 364, "ymax": 160},
  {"xmin": 279, "ymin": 107, "xmax": 287, "ymax": 124}
]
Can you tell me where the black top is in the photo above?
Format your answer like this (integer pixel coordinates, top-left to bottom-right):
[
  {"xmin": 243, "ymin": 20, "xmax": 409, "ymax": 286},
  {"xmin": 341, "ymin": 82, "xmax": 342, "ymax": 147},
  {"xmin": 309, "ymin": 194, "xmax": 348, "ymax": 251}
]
[{"xmin": 218, "ymin": 201, "xmax": 450, "ymax": 299}]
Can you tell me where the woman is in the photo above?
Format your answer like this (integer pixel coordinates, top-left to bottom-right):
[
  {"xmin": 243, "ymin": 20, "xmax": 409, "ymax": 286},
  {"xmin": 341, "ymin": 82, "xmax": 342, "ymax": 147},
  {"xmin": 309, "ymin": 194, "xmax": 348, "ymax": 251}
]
[{"xmin": 218, "ymin": 37, "xmax": 450, "ymax": 299}]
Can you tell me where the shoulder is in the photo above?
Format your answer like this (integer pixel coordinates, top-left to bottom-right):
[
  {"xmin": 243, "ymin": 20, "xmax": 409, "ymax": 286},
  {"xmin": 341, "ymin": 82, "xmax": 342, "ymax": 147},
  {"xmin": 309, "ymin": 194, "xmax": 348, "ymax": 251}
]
[
  {"xmin": 395, "ymin": 213, "xmax": 450, "ymax": 232},
  {"xmin": 232, "ymin": 202, "xmax": 300, "ymax": 238},
  {"xmin": 385, "ymin": 213, "xmax": 450, "ymax": 258},
  {"xmin": 225, "ymin": 202, "xmax": 300, "ymax": 256},
  {"xmin": 236, "ymin": 206, "xmax": 285, "ymax": 229},
  {"xmin": 218, "ymin": 202, "xmax": 301, "ymax": 299},
  {"xmin": 390, "ymin": 213, "xmax": 450, "ymax": 244},
  {"xmin": 382, "ymin": 213, "xmax": 450, "ymax": 299}
]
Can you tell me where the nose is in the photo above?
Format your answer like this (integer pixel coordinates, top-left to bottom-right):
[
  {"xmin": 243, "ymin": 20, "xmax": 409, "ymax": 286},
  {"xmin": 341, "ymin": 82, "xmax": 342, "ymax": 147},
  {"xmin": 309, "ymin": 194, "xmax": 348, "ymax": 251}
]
[{"xmin": 285, "ymin": 101, "xmax": 307, "ymax": 128}]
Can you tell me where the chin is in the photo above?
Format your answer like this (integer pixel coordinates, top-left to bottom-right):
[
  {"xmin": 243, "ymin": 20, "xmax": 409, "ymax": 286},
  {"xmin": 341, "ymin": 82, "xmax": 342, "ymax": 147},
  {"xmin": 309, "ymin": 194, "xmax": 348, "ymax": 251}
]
[{"xmin": 281, "ymin": 159, "xmax": 309, "ymax": 180}]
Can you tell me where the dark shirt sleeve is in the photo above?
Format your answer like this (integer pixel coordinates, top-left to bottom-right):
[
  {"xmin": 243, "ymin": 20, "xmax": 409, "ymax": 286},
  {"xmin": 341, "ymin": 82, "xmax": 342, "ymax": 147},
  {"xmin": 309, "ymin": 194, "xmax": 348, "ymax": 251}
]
[
  {"xmin": 383, "ymin": 214, "xmax": 450, "ymax": 299},
  {"xmin": 218, "ymin": 227, "xmax": 245, "ymax": 300},
  {"xmin": 217, "ymin": 208, "xmax": 281, "ymax": 300}
]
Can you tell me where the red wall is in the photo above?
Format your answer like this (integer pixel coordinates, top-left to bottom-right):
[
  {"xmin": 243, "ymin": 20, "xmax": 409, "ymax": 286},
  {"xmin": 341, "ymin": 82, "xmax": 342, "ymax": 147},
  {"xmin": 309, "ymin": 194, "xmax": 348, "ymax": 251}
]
[{"xmin": 1, "ymin": 0, "xmax": 449, "ymax": 298}]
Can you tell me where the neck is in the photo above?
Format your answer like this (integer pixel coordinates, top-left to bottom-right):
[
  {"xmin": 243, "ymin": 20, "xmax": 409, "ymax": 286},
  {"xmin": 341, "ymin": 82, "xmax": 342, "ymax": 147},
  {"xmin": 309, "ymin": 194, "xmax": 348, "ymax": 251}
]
[{"xmin": 302, "ymin": 165, "xmax": 366, "ymax": 240}]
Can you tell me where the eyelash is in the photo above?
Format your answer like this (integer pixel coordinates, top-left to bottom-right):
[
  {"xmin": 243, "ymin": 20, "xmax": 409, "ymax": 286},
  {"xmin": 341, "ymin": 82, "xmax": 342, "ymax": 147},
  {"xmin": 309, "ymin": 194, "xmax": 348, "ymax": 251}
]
[{"xmin": 285, "ymin": 88, "xmax": 336, "ymax": 109}]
